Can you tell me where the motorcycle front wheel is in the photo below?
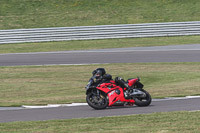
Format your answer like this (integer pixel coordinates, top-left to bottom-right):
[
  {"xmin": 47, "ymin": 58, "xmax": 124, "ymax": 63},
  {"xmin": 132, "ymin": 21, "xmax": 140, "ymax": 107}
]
[
  {"xmin": 86, "ymin": 90, "xmax": 108, "ymax": 110},
  {"xmin": 133, "ymin": 88, "xmax": 152, "ymax": 107}
]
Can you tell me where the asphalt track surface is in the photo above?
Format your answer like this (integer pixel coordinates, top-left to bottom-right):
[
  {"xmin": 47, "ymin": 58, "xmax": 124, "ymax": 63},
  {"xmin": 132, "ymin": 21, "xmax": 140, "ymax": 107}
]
[
  {"xmin": 0, "ymin": 97, "xmax": 200, "ymax": 123},
  {"xmin": 0, "ymin": 44, "xmax": 200, "ymax": 123},
  {"xmin": 0, "ymin": 44, "xmax": 200, "ymax": 66}
]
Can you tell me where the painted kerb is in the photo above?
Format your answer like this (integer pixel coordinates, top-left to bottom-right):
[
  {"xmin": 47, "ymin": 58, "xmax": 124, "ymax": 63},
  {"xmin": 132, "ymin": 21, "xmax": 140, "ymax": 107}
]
[{"xmin": 0, "ymin": 21, "xmax": 200, "ymax": 44}]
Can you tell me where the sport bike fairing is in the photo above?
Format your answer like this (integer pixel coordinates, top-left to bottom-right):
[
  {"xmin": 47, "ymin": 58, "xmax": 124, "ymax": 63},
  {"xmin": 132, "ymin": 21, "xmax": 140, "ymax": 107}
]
[{"xmin": 96, "ymin": 81, "xmax": 135, "ymax": 106}]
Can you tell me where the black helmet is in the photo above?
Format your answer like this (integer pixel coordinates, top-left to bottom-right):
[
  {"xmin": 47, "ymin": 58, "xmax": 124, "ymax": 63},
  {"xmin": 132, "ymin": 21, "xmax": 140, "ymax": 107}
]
[{"xmin": 92, "ymin": 68, "xmax": 106, "ymax": 77}]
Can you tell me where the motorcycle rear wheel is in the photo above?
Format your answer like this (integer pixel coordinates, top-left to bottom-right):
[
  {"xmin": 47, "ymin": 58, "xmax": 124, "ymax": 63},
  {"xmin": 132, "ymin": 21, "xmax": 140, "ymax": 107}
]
[
  {"xmin": 86, "ymin": 91, "xmax": 108, "ymax": 110},
  {"xmin": 133, "ymin": 88, "xmax": 152, "ymax": 107}
]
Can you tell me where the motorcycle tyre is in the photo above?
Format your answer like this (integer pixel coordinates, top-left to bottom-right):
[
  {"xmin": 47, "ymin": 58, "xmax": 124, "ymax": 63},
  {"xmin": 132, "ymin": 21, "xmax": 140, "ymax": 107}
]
[
  {"xmin": 86, "ymin": 91, "xmax": 108, "ymax": 110},
  {"xmin": 133, "ymin": 89, "xmax": 152, "ymax": 107}
]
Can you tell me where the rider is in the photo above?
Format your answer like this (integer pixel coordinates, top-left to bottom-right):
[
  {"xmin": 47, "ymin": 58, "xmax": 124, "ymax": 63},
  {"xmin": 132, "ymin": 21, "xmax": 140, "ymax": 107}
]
[
  {"xmin": 92, "ymin": 68, "xmax": 132, "ymax": 90},
  {"xmin": 92, "ymin": 68, "xmax": 112, "ymax": 83}
]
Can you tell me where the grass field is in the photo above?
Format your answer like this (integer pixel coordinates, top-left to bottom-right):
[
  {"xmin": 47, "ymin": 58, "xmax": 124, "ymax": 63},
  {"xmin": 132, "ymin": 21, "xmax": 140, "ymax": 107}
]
[
  {"xmin": 0, "ymin": 0, "xmax": 200, "ymax": 29},
  {"xmin": 0, "ymin": 35, "xmax": 200, "ymax": 54},
  {"xmin": 0, "ymin": 62, "xmax": 199, "ymax": 107},
  {"xmin": 0, "ymin": 111, "xmax": 199, "ymax": 132}
]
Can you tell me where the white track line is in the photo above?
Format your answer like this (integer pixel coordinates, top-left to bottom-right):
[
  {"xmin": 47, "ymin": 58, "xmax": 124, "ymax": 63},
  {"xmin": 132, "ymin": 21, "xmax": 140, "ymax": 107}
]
[
  {"xmin": 22, "ymin": 103, "xmax": 88, "ymax": 109},
  {"xmin": 1, "ymin": 44, "xmax": 200, "ymax": 56},
  {"xmin": 0, "ymin": 48, "xmax": 200, "ymax": 56},
  {"xmin": 22, "ymin": 96, "xmax": 200, "ymax": 109}
]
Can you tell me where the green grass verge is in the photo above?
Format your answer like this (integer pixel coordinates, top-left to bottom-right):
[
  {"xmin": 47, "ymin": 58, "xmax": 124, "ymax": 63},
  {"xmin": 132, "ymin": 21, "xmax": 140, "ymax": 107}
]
[
  {"xmin": 0, "ymin": 0, "xmax": 200, "ymax": 29},
  {"xmin": 0, "ymin": 35, "xmax": 200, "ymax": 54},
  {"xmin": 0, "ymin": 111, "xmax": 199, "ymax": 132},
  {"xmin": 0, "ymin": 62, "xmax": 200, "ymax": 107}
]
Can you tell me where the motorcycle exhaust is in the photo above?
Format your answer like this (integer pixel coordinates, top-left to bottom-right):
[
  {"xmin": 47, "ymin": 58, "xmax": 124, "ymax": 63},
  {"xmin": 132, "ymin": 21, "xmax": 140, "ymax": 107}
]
[{"xmin": 129, "ymin": 89, "xmax": 146, "ymax": 98}]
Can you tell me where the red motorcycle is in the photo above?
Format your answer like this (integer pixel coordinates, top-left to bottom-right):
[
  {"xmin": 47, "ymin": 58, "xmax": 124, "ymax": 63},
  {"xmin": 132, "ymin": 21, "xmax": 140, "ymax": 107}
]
[{"xmin": 85, "ymin": 76, "xmax": 152, "ymax": 109}]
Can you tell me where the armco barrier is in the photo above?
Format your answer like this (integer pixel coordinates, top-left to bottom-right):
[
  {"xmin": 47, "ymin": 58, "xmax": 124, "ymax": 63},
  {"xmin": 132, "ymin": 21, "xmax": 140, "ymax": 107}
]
[{"xmin": 0, "ymin": 21, "xmax": 200, "ymax": 44}]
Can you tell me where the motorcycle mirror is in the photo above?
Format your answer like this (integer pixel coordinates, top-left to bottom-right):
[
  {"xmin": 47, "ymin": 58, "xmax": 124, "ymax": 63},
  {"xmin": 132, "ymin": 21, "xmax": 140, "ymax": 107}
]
[
  {"xmin": 137, "ymin": 76, "xmax": 140, "ymax": 81},
  {"xmin": 92, "ymin": 70, "xmax": 97, "ymax": 75}
]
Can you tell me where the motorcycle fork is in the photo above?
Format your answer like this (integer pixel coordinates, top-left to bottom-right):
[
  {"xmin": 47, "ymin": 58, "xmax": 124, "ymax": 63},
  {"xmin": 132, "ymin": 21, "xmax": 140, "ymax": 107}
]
[
  {"xmin": 92, "ymin": 89, "xmax": 105, "ymax": 99},
  {"xmin": 97, "ymin": 89, "xmax": 100, "ymax": 95}
]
